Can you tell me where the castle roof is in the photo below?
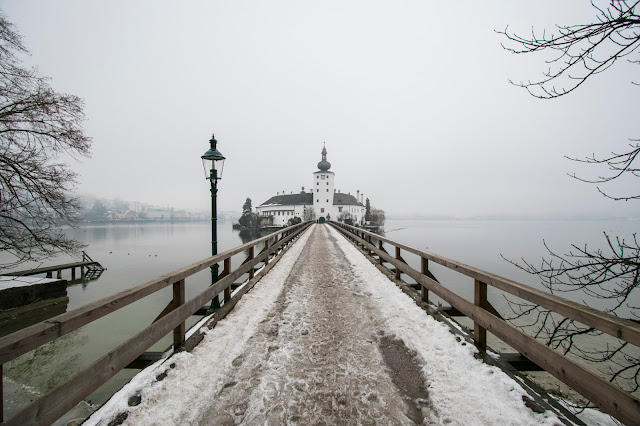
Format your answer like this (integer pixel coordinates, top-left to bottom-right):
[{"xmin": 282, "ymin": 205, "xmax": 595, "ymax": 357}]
[
  {"xmin": 258, "ymin": 192, "xmax": 364, "ymax": 207},
  {"xmin": 333, "ymin": 193, "xmax": 364, "ymax": 206},
  {"xmin": 259, "ymin": 193, "xmax": 313, "ymax": 207}
]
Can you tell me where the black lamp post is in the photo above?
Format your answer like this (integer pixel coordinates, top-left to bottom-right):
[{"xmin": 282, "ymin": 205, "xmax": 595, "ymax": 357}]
[{"xmin": 202, "ymin": 133, "xmax": 225, "ymax": 310}]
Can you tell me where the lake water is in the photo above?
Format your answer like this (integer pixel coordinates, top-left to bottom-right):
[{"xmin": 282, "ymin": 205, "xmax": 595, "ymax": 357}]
[
  {"xmin": 379, "ymin": 219, "xmax": 640, "ymax": 313},
  {"xmin": 2, "ymin": 219, "xmax": 638, "ymax": 421}
]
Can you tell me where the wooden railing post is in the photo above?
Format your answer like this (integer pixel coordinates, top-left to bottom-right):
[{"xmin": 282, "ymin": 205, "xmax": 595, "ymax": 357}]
[
  {"xmin": 264, "ymin": 240, "xmax": 270, "ymax": 265},
  {"xmin": 395, "ymin": 247, "xmax": 402, "ymax": 280},
  {"xmin": 378, "ymin": 240, "xmax": 384, "ymax": 264},
  {"xmin": 173, "ymin": 279, "xmax": 185, "ymax": 349},
  {"xmin": 420, "ymin": 257, "xmax": 429, "ymax": 303},
  {"xmin": 474, "ymin": 279, "xmax": 488, "ymax": 350},
  {"xmin": 223, "ymin": 258, "xmax": 232, "ymax": 302},
  {"xmin": 1, "ymin": 364, "xmax": 3, "ymax": 423},
  {"xmin": 367, "ymin": 235, "xmax": 372, "ymax": 256},
  {"xmin": 248, "ymin": 246, "xmax": 255, "ymax": 279}
]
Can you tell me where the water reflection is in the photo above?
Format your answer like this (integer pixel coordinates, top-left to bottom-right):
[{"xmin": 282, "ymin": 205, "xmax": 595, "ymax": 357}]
[
  {"xmin": 4, "ymin": 328, "xmax": 88, "ymax": 419},
  {"xmin": 238, "ymin": 228, "xmax": 273, "ymax": 244},
  {"xmin": 0, "ymin": 297, "xmax": 68, "ymax": 338}
]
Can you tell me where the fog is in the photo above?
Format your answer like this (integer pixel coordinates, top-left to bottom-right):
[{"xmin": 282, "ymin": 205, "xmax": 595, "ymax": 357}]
[{"xmin": 3, "ymin": 1, "xmax": 638, "ymax": 218}]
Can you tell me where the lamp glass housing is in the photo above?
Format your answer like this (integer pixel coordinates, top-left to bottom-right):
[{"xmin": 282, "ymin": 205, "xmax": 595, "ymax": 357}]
[{"xmin": 201, "ymin": 149, "xmax": 225, "ymax": 179}]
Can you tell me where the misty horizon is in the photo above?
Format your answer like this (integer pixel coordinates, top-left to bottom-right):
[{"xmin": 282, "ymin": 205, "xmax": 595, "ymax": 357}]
[{"xmin": 3, "ymin": 1, "xmax": 638, "ymax": 220}]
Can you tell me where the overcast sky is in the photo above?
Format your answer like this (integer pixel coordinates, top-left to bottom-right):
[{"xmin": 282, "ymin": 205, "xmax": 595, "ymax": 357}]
[{"xmin": 2, "ymin": 1, "xmax": 638, "ymax": 219}]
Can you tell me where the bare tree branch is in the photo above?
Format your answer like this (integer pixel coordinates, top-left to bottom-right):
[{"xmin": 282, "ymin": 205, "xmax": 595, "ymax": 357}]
[
  {"xmin": 497, "ymin": 0, "xmax": 640, "ymax": 99},
  {"xmin": 0, "ymin": 11, "xmax": 91, "ymax": 270}
]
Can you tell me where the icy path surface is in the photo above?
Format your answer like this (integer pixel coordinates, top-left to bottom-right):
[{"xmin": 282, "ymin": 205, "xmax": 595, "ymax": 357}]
[{"xmin": 90, "ymin": 224, "xmax": 561, "ymax": 425}]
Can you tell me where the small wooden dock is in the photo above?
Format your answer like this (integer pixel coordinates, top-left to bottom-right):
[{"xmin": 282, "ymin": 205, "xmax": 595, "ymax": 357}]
[{"xmin": 0, "ymin": 251, "xmax": 105, "ymax": 281}]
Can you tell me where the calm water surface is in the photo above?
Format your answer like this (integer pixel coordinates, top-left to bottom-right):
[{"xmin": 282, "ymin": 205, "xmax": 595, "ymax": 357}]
[
  {"xmin": 3, "ymin": 221, "xmax": 263, "ymax": 420},
  {"xmin": 2, "ymin": 219, "xmax": 638, "ymax": 420}
]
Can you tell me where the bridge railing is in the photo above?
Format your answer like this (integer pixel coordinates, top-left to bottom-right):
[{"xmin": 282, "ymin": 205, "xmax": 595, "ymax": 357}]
[
  {"xmin": 0, "ymin": 221, "xmax": 312, "ymax": 425},
  {"xmin": 329, "ymin": 221, "xmax": 640, "ymax": 426}
]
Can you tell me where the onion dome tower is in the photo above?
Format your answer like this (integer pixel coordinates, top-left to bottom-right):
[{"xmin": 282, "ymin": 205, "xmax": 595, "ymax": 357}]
[
  {"xmin": 312, "ymin": 143, "xmax": 335, "ymax": 222},
  {"xmin": 317, "ymin": 144, "xmax": 331, "ymax": 171}
]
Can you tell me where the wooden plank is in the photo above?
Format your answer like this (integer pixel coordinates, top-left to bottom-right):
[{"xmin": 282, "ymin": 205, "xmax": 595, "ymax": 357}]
[
  {"xmin": 248, "ymin": 247, "xmax": 255, "ymax": 280},
  {"xmin": 378, "ymin": 240, "xmax": 385, "ymax": 265},
  {"xmin": 0, "ymin": 261, "xmax": 99, "ymax": 277},
  {"xmin": 1, "ymin": 363, "xmax": 3, "ymax": 423},
  {"xmin": 330, "ymin": 223, "xmax": 640, "ymax": 349},
  {"xmin": 223, "ymin": 258, "xmax": 232, "ymax": 302},
  {"xmin": 474, "ymin": 279, "xmax": 488, "ymax": 351},
  {"xmin": 332, "ymin": 226, "xmax": 640, "ymax": 426},
  {"xmin": 173, "ymin": 279, "xmax": 185, "ymax": 349},
  {"xmin": 420, "ymin": 256, "xmax": 429, "ymax": 303}
]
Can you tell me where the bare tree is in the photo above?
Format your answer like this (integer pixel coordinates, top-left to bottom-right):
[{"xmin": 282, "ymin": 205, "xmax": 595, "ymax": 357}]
[
  {"xmin": 0, "ymin": 12, "xmax": 91, "ymax": 270},
  {"xmin": 499, "ymin": 1, "xmax": 640, "ymax": 198},
  {"xmin": 498, "ymin": 0, "xmax": 640, "ymax": 99},
  {"xmin": 370, "ymin": 207, "xmax": 386, "ymax": 227},
  {"xmin": 567, "ymin": 140, "xmax": 640, "ymax": 201},
  {"xmin": 499, "ymin": 0, "xmax": 640, "ymax": 407},
  {"xmin": 303, "ymin": 206, "xmax": 316, "ymax": 222}
]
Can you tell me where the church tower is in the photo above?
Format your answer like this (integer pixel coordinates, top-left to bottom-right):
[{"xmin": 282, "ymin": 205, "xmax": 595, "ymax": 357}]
[{"xmin": 312, "ymin": 144, "xmax": 335, "ymax": 221}]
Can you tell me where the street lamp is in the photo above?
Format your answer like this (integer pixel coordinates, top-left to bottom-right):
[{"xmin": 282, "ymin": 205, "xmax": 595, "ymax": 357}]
[{"xmin": 202, "ymin": 133, "xmax": 225, "ymax": 310}]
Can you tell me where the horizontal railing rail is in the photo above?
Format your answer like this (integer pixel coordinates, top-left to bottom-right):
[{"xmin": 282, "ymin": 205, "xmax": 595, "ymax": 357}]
[
  {"xmin": 0, "ymin": 221, "xmax": 312, "ymax": 425},
  {"xmin": 329, "ymin": 221, "xmax": 640, "ymax": 426}
]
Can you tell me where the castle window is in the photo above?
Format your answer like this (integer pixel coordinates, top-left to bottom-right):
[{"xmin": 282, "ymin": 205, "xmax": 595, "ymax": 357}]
[
  {"xmin": 317, "ymin": 189, "xmax": 319, "ymax": 192},
  {"xmin": 321, "ymin": 208, "xmax": 325, "ymax": 213},
  {"xmin": 317, "ymin": 182, "xmax": 319, "ymax": 185},
  {"xmin": 326, "ymin": 199, "xmax": 329, "ymax": 202},
  {"xmin": 338, "ymin": 207, "xmax": 343, "ymax": 212},
  {"xmin": 321, "ymin": 175, "xmax": 325, "ymax": 180},
  {"xmin": 326, "ymin": 182, "xmax": 329, "ymax": 185},
  {"xmin": 326, "ymin": 189, "xmax": 328, "ymax": 192}
]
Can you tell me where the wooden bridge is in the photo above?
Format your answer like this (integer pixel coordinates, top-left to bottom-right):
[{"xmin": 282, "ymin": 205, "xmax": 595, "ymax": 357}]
[{"xmin": 0, "ymin": 222, "xmax": 639, "ymax": 425}]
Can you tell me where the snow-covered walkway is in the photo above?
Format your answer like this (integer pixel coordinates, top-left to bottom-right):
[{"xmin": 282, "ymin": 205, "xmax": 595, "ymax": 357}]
[{"xmin": 88, "ymin": 224, "xmax": 562, "ymax": 425}]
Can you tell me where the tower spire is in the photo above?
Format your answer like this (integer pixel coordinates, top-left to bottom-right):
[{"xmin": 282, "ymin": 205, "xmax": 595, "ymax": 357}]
[{"xmin": 318, "ymin": 143, "xmax": 331, "ymax": 171}]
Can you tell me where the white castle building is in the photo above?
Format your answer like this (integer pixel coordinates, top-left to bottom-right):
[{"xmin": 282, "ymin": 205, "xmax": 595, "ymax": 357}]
[{"xmin": 255, "ymin": 146, "xmax": 366, "ymax": 226}]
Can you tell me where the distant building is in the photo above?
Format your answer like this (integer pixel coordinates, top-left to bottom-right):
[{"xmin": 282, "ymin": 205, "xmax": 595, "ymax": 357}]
[{"xmin": 255, "ymin": 146, "xmax": 366, "ymax": 226}]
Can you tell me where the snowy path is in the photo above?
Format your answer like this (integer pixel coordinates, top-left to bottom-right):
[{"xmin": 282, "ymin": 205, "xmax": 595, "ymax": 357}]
[{"xmin": 89, "ymin": 224, "xmax": 561, "ymax": 425}]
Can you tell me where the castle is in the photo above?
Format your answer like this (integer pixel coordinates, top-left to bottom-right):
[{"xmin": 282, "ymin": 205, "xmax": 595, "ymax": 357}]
[{"xmin": 255, "ymin": 146, "xmax": 366, "ymax": 226}]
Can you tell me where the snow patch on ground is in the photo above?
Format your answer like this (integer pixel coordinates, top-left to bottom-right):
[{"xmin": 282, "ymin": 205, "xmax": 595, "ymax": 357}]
[
  {"xmin": 85, "ymin": 226, "xmax": 313, "ymax": 425},
  {"xmin": 85, "ymin": 224, "xmax": 601, "ymax": 425},
  {"xmin": 327, "ymin": 225, "xmax": 560, "ymax": 425},
  {"xmin": 0, "ymin": 275, "xmax": 61, "ymax": 290}
]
